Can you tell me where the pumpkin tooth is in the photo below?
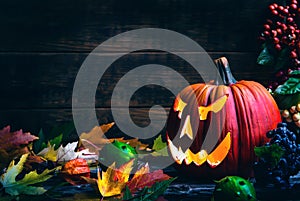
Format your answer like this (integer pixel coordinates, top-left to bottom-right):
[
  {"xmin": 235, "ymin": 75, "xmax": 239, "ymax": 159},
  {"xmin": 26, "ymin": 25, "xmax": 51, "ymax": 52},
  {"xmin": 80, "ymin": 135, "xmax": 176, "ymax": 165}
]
[
  {"xmin": 185, "ymin": 149, "xmax": 208, "ymax": 166},
  {"xmin": 167, "ymin": 136, "xmax": 208, "ymax": 166},
  {"xmin": 167, "ymin": 136, "xmax": 185, "ymax": 164}
]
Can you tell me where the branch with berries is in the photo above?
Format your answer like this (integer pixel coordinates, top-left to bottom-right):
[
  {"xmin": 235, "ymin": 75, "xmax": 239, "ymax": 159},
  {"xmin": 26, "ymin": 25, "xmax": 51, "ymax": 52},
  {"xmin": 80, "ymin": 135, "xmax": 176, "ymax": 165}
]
[{"xmin": 258, "ymin": 0, "xmax": 300, "ymax": 90}]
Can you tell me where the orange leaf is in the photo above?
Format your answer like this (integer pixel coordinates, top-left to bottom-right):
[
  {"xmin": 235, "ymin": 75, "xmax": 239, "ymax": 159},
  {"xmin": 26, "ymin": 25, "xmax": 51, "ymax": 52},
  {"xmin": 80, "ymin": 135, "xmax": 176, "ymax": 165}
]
[
  {"xmin": 126, "ymin": 163, "xmax": 171, "ymax": 193},
  {"xmin": 114, "ymin": 159, "xmax": 135, "ymax": 183},
  {"xmin": 62, "ymin": 158, "xmax": 91, "ymax": 186}
]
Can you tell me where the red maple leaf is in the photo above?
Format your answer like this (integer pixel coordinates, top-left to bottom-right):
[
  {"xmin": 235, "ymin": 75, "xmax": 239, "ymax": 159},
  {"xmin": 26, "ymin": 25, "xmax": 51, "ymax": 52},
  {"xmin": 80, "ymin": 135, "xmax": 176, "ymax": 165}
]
[{"xmin": 0, "ymin": 126, "xmax": 38, "ymax": 171}]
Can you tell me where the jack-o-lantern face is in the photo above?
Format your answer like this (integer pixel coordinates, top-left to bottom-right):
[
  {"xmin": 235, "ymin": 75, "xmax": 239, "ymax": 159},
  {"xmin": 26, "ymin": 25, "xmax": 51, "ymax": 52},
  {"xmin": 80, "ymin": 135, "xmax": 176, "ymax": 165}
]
[
  {"xmin": 167, "ymin": 95, "xmax": 231, "ymax": 167},
  {"xmin": 166, "ymin": 57, "xmax": 281, "ymax": 178}
]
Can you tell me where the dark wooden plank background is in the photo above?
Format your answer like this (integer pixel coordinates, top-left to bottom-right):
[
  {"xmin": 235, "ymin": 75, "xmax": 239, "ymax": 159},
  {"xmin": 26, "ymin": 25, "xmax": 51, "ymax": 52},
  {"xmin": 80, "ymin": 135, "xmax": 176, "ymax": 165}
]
[{"xmin": 0, "ymin": 0, "xmax": 276, "ymax": 136}]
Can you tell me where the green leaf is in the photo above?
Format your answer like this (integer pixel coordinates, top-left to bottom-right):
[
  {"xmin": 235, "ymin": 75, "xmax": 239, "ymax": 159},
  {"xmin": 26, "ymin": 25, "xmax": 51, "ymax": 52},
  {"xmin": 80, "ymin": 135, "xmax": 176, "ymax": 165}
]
[
  {"xmin": 0, "ymin": 154, "xmax": 56, "ymax": 196},
  {"xmin": 257, "ymin": 45, "xmax": 275, "ymax": 66},
  {"xmin": 290, "ymin": 69, "xmax": 300, "ymax": 76},
  {"xmin": 49, "ymin": 133, "xmax": 63, "ymax": 150},
  {"xmin": 274, "ymin": 76, "xmax": 300, "ymax": 95},
  {"xmin": 140, "ymin": 177, "xmax": 176, "ymax": 201},
  {"xmin": 123, "ymin": 177, "xmax": 176, "ymax": 201},
  {"xmin": 123, "ymin": 186, "xmax": 133, "ymax": 200},
  {"xmin": 274, "ymin": 47, "xmax": 290, "ymax": 71},
  {"xmin": 254, "ymin": 144, "xmax": 285, "ymax": 167},
  {"xmin": 33, "ymin": 129, "xmax": 46, "ymax": 153},
  {"xmin": 50, "ymin": 122, "xmax": 75, "ymax": 140},
  {"xmin": 151, "ymin": 135, "xmax": 169, "ymax": 157},
  {"xmin": 33, "ymin": 122, "xmax": 74, "ymax": 153}
]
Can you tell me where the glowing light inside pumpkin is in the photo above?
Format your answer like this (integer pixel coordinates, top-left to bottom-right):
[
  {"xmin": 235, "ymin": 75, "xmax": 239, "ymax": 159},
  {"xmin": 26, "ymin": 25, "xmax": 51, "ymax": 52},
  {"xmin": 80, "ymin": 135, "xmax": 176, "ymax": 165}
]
[
  {"xmin": 179, "ymin": 115, "xmax": 193, "ymax": 140},
  {"xmin": 173, "ymin": 96, "xmax": 187, "ymax": 119},
  {"xmin": 207, "ymin": 132, "xmax": 231, "ymax": 167}
]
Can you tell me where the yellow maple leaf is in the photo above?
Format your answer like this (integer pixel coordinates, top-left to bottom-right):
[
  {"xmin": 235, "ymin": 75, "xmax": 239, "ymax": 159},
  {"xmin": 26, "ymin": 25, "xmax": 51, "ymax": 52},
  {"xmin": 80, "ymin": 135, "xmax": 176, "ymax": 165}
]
[
  {"xmin": 37, "ymin": 143, "xmax": 58, "ymax": 161},
  {"xmin": 97, "ymin": 160, "xmax": 134, "ymax": 197},
  {"xmin": 0, "ymin": 154, "xmax": 55, "ymax": 196}
]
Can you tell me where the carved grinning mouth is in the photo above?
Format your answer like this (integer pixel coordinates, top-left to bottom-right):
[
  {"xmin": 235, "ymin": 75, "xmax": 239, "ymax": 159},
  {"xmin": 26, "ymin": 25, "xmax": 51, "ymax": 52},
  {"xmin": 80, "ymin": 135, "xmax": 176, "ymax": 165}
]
[
  {"xmin": 170, "ymin": 94, "xmax": 231, "ymax": 168},
  {"xmin": 167, "ymin": 132, "xmax": 231, "ymax": 168}
]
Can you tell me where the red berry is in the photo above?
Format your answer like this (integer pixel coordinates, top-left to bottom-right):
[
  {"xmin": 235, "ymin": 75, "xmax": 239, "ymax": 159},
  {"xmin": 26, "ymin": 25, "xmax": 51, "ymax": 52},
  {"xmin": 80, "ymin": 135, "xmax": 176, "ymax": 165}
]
[
  {"xmin": 282, "ymin": 36, "xmax": 288, "ymax": 44},
  {"xmin": 272, "ymin": 30, "xmax": 277, "ymax": 36},
  {"xmin": 283, "ymin": 8, "xmax": 289, "ymax": 14},
  {"xmin": 269, "ymin": 5, "xmax": 275, "ymax": 10},
  {"xmin": 292, "ymin": 0, "xmax": 298, "ymax": 4},
  {"xmin": 278, "ymin": 5, "xmax": 284, "ymax": 11},
  {"xmin": 275, "ymin": 44, "xmax": 282, "ymax": 51},
  {"xmin": 276, "ymin": 71, "xmax": 284, "ymax": 77},
  {"xmin": 277, "ymin": 28, "xmax": 283, "ymax": 35},
  {"xmin": 272, "ymin": 10, "xmax": 279, "ymax": 15},
  {"xmin": 274, "ymin": 37, "xmax": 280, "ymax": 43},
  {"xmin": 287, "ymin": 17, "xmax": 294, "ymax": 23},
  {"xmin": 276, "ymin": 21, "xmax": 282, "ymax": 26},
  {"xmin": 273, "ymin": 3, "xmax": 278, "ymax": 8},
  {"xmin": 290, "ymin": 51, "xmax": 297, "ymax": 58},
  {"xmin": 266, "ymin": 19, "xmax": 273, "ymax": 25},
  {"xmin": 264, "ymin": 24, "xmax": 271, "ymax": 30},
  {"xmin": 263, "ymin": 30, "xmax": 270, "ymax": 36},
  {"xmin": 289, "ymin": 33, "xmax": 296, "ymax": 39},
  {"xmin": 289, "ymin": 25, "xmax": 296, "ymax": 31},
  {"xmin": 281, "ymin": 24, "xmax": 288, "ymax": 31},
  {"xmin": 290, "ymin": 4, "xmax": 298, "ymax": 10}
]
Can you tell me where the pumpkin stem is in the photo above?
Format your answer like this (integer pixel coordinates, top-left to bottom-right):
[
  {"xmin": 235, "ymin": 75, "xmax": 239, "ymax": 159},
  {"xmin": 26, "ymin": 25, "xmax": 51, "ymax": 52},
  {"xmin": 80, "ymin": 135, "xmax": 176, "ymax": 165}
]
[{"xmin": 214, "ymin": 57, "xmax": 237, "ymax": 85}]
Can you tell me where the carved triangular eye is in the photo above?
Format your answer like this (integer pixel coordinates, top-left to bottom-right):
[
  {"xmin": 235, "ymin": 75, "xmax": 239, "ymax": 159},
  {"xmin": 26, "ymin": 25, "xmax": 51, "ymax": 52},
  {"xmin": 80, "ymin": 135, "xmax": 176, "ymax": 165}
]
[
  {"xmin": 179, "ymin": 115, "xmax": 193, "ymax": 140},
  {"xmin": 173, "ymin": 96, "xmax": 187, "ymax": 119}
]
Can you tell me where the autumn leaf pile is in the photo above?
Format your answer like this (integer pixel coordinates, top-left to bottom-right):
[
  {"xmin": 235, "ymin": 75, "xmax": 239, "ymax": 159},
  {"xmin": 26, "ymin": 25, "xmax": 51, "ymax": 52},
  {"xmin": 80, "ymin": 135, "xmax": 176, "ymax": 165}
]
[{"xmin": 0, "ymin": 123, "xmax": 174, "ymax": 200}]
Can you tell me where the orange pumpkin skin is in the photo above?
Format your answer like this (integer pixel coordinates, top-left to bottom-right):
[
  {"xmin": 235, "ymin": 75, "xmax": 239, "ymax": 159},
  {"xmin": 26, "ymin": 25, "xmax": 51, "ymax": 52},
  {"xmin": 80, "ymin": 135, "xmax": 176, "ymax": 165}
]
[{"xmin": 166, "ymin": 58, "xmax": 282, "ymax": 179}]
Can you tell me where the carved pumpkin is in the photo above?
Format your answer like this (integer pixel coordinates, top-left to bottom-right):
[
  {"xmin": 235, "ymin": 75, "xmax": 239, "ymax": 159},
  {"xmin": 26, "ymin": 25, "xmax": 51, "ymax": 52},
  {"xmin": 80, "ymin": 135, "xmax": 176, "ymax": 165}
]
[{"xmin": 166, "ymin": 57, "xmax": 281, "ymax": 178}]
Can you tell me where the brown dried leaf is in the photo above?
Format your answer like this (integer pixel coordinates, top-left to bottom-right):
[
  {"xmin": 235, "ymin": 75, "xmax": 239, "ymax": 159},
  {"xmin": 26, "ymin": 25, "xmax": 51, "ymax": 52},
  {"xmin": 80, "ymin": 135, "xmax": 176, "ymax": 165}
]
[{"xmin": 79, "ymin": 122, "xmax": 115, "ymax": 152}]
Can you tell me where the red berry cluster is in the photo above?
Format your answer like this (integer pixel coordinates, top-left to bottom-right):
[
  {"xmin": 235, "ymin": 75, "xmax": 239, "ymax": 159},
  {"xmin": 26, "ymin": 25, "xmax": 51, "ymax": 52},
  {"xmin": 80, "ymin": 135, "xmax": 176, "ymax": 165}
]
[{"xmin": 259, "ymin": 0, "xmax": 300, "ymax": 90}]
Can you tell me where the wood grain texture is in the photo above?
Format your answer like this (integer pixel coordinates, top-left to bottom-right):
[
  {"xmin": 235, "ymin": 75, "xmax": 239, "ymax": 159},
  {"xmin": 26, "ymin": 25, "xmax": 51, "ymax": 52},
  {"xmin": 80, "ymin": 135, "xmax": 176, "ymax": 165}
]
[
  {"xmin": 0, "ymin": 0, "xmax": 272, "ymax": 52},
  {"xmin": 0, "ymin": 0, "xmax": 276, "ymax": 133},
  {"xmin": 0, "ymin": 52, "xmax": 274, "ymax": 109},
  {"xmin": 0, "ymin": 107, "xmax": 170, "ymax": 141}
]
